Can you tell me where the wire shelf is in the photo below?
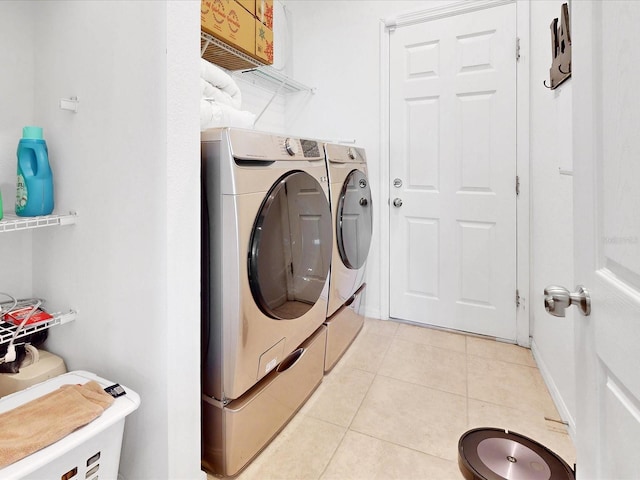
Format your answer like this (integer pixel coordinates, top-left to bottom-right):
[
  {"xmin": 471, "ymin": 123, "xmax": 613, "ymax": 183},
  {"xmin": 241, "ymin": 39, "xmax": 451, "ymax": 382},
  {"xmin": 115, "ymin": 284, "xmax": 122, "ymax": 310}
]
[
  {"xmin": 0, "ymin": 213, "xmax": 78, "ymax": 346},
  {"xmin": 233, "ymin": 66, "xmax": 314, "ymax": 95},
  {"xmin": 0, "ymin": 310, "xmax": 76, "ymax": 346},
  {"xmin": 0, "ymin": 212, "xmax": 77, "ymax": 233},
  {"xmin": 201, "ymin": 31, "xmax": 313, "ymax": 95}
]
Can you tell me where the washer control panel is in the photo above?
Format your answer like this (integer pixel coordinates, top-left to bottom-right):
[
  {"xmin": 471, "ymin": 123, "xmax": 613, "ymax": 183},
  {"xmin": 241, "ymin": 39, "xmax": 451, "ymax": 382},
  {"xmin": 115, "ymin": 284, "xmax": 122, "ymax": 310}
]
[
  {"xmin": 282, "ymin": 138, "xmax": 321, "ymax": 159},
  {"xmin": 300, "ymin": 139, "xmax": 321, "ymax": 158}
]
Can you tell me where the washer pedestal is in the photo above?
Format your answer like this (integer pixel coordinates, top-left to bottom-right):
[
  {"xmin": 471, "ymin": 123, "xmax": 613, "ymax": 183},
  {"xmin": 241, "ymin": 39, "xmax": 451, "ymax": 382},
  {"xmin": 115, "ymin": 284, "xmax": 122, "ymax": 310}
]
[
  {"xmin": 202, "ymin": 326, "xmax": 326, "ymax": 477},
  {"xmin": 323, "ymin": 284, "xmax": 365, "ymax": 373}
]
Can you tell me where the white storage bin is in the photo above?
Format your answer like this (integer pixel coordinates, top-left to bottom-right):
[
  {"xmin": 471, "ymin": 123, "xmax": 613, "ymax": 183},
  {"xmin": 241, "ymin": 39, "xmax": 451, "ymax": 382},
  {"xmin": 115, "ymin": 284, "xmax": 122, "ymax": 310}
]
[
  {"xmin": 0, "ymin": 349, "xmax": 67, "ymax": 397},
  {"xmin": 0, "ymin": 370, "xmax": 140, "ymax": 480}
]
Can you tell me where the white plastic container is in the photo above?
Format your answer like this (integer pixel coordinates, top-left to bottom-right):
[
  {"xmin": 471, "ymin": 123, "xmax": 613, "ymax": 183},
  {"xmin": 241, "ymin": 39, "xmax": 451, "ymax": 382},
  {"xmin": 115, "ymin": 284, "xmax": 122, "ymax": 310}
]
[
  {"xmin": 0, "ymin": 370, "xmax": 140, "ymax": 480},
  {"xmin": 0, "ymin": 349, "xmax": 67, "ymax": 397}
]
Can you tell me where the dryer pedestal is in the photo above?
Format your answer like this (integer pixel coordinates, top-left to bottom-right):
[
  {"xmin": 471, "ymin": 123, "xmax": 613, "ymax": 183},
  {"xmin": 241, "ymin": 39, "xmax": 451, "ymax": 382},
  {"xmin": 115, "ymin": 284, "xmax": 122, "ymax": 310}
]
[
  {"xmin": 202, "ymin": 326, "xmax": 326, "ymax": 477},
  {"xmin": 324, "ymin": 284, "xmax": 365, "ymax": 372}
]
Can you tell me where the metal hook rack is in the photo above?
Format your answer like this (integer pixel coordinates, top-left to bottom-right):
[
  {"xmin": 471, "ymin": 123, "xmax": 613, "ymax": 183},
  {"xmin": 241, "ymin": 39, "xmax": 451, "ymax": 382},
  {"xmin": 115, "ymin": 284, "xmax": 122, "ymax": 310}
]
[
  {"xmin": 543, "ymin": 63, "xmax": 572, "ymax": 90},
  {"xmin": 544, "ymin": 3, "xmax": 572, "ymax": 90}
]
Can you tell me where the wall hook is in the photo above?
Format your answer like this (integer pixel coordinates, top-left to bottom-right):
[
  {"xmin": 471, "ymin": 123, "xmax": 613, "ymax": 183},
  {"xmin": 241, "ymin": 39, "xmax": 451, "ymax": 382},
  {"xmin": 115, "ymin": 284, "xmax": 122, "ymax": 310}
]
[
  {"xmin": 59, "ymin": 97, "xmax": 79, "ymax": 113},
  {"xmin": 543, "ymin": 79, "xmax": 553, "ymax": 89}
]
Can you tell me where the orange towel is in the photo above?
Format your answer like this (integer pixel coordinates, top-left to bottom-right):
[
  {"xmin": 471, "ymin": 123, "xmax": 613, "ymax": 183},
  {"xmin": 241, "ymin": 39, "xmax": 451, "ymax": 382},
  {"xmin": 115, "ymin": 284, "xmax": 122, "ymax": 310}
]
[{"xmin": 0, "ymin": 380, "xmax": 115, "ymax": 468}]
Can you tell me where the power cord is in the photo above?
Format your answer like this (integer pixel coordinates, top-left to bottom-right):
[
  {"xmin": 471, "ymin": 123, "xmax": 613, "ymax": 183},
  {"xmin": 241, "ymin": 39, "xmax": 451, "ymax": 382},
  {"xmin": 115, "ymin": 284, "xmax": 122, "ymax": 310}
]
[
  {"xmin": 0, "ymin": 294, "xmax": 43, "ymax": 365},
  {"xmin": 0, "ymin": 291, "xmax": 18, "ymax": 364},
  {"xmin": 0, "ymin": 292, "xmax": 17, "ymax": 316}
]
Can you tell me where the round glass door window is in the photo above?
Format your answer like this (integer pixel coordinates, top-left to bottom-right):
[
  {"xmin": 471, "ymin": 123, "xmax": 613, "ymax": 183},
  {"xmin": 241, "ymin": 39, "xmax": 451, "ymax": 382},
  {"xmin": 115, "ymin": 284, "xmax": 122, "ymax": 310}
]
[
  {"xmin": 337, "ymin": 170, "xmax": 373, "ymax": 269},
  {"xmin": 249, "ymin": 171, "xmax": 332, "ymax": 320}
]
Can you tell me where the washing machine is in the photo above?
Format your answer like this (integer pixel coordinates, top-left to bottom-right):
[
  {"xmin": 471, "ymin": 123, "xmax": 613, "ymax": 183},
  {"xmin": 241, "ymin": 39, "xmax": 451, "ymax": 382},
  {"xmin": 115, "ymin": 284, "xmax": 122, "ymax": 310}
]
[
  {"xmin": 323, "ymin": 143, "xmax": 373, "ymax": 372},
  {"xmin": 201, "ymin": 128, "xmax": 331, "ymax": 476}
]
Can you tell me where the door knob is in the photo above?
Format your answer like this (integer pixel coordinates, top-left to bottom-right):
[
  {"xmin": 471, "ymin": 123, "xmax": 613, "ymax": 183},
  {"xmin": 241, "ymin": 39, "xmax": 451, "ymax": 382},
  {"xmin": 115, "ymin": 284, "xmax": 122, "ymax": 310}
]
[
  {"xmin": 359, "ymin": 197, "xmax": 368, "ymax": 206},
  {"xmin": 543, "ymin": 285, "xmax": 591, "ymax": 317},
  {"xmin": 392, "ymin": 198, "xmax": 403, "ymax": 207}
]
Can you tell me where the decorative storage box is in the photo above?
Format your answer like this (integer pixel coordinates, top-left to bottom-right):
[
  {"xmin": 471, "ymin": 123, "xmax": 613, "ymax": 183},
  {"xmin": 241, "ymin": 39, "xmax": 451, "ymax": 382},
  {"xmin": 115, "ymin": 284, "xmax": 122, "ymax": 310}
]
[
  {"xmin": 257, "ymin": 0, "xmax": 273, "ymax": 29},
  {"xmin": 236, "ymin": 0, "xmax": 255, "ymax": 15},
  {"xmin": 0, "ymin": 371, "xmax": 140, "ymax": 480},
  {"xmin": 255, "ymin": 19, "xmax": 274, "ymax": 65},
  {"xmin": 201, "ymin": 0, "xmax": 275, "ymax": 69},
  {"xmin": 201, "ymin": 0, "xmax": 256, "ymax": 58}
]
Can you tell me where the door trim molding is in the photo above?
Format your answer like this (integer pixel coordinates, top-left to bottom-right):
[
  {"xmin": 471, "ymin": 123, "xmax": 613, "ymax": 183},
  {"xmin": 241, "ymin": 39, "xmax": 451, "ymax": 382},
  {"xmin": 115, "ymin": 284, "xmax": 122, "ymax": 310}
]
[
  {"xmin": 378, "ymin": 18, "xmax": 391, "ymax": 322},
  {"xmin": 379, "ymin": 0, "xmax": 531, "ymax": 346},
  {"xmin": 384, "ymin": 0, "xmax": 515, "ymax": 29},
  {"xmin": 515, "ymin": 0, "xmax": 530, "ymax": 347}
]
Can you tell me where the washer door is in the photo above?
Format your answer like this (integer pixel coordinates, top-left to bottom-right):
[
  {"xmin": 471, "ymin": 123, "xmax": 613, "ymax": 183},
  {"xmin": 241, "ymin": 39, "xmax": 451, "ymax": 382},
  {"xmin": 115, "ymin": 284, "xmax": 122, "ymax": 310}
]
[
  {"xmin": 249, "ymin": 171, "xmax": 332, "ymax": 320},
  {"xmin": 337, "ymin": 170, "xmax": 373, "ymax": 269}
]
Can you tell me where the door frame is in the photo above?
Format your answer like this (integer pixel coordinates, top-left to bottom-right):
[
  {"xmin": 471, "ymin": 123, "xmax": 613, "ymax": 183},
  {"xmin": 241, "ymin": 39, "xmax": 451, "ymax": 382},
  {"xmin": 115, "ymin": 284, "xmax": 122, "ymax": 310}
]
[{"xmin": 379, "ymin": 0, "xmax": 531, "ymax": 346}]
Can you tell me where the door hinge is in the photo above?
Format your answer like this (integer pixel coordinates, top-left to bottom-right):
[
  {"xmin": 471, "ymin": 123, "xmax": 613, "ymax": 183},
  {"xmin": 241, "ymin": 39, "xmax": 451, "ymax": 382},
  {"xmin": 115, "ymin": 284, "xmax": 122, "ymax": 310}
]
[
  {"xmin": 516, "ymin": 289, "xmax": 521, "ymax": 308},
  {"xmin": 516, "ymin": 175, "xmax": 520, "ymax": 196},
  {"xmin": 516, "ymin": 37, "xmax": 521, "ymax": 61}
]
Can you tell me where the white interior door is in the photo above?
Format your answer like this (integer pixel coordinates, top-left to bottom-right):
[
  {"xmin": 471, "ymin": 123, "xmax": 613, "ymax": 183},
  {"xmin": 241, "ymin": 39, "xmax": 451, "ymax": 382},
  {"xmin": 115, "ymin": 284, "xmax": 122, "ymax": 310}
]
[
  {"xmin": 389, "ymin": 3, "xmax": 518, "ymax": 340},
  {"xmin": 573, "ymin": 2, "xmax": 640, "ymax": 477}
]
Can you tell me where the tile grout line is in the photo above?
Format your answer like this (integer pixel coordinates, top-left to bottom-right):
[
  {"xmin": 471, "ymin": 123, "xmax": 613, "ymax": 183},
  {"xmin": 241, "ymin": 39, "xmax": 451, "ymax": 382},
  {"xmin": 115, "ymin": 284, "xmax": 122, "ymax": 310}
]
[
  {"xmin": 319, "ymin": 380, "xmax": 376, "ymax": 473},
  {"xmin": 346, "ymin": 322, "xmax": 464, "ymax": 471},
  {"xmin": 346, "ymin": 430, "xmax": 460, "ymax": 466},
  {"xmin": 373, "ymin": 370, "xmax": 467, "ymax": 399},
  {"xmin": 316, "ymin": 322, "xmax": 396, "ymax": 480},
  {"xmin": 314, "ymin": 424, "xmax": 349, "ymax": 480}
]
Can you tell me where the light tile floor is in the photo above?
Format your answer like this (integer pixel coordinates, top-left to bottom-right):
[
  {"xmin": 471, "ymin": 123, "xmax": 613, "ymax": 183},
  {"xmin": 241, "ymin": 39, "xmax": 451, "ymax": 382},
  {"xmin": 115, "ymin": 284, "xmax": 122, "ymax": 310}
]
[{"xmin": 210, "ymin": 318, "xmax": 576, "ymax": 479}]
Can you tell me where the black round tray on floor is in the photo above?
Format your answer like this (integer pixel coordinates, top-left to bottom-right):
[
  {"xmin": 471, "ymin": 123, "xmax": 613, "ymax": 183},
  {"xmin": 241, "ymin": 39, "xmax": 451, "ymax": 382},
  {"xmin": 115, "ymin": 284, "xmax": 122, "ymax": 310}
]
[{"xmin": 458, "ymin": 428, "xmax": 575, "ymax": 480}]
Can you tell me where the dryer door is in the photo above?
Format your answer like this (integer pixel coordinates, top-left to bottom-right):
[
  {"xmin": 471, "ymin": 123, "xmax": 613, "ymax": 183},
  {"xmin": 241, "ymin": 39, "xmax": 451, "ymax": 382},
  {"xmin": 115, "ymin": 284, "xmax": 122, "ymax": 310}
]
[
  {"xmin": 337, "ymin": 170, "xmax": 373, "ymax": 269},
  {"xmin": 249, "ymin": 171, "xmax": 332, "ymax": 320}
]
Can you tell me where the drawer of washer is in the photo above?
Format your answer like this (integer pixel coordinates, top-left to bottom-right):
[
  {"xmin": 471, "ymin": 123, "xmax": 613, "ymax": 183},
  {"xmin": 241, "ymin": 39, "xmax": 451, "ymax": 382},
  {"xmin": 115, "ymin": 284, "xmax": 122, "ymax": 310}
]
[{"xmin": 202, "ymin": 325, "xmax": 326, "ymax": 477}]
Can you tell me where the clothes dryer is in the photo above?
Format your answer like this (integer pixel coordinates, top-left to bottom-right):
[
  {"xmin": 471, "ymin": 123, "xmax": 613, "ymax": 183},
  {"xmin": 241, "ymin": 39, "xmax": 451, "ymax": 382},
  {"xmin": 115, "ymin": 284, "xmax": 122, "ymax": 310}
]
[
  {"xmin": 201, "ymin": 128, "xmax": 331, "ymax": 476},
  {"xmin": 323, "ymin": 143, "xmax": 373, "ymax": 371}
]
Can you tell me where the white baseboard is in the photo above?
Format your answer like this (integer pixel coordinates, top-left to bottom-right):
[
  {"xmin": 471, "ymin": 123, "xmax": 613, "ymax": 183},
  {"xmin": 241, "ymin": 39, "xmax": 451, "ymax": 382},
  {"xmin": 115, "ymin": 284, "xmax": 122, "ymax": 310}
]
[
  {"xmin": 362, "ymin": 306, "xmax": 382, "ymax": 320},
  {"xmin": 530, "ymin": 338, "xmax": 576, "ymax": 440}
]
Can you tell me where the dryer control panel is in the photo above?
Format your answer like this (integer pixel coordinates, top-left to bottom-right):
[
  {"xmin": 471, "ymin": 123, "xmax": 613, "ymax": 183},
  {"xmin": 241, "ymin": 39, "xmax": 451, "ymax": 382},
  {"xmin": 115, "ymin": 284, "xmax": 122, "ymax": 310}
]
[
  {"xmin": 325, "ymin": 143, "xmax": 367, "ymax": 164},
  {"xmin": 228, "ymin": 129, "xmax": 324, "ymax": 162}
]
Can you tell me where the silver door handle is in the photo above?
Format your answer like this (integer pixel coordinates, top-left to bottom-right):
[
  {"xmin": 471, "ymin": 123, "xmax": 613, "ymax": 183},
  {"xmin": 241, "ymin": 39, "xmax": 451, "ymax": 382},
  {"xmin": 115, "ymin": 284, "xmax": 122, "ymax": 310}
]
[
  {"xmin": 543, "ymin": 285, "xmax": 591, "ymax": 317},
  {"xmin": 393, "ymin": 198, "xmax": 403, "ymax": 207}
]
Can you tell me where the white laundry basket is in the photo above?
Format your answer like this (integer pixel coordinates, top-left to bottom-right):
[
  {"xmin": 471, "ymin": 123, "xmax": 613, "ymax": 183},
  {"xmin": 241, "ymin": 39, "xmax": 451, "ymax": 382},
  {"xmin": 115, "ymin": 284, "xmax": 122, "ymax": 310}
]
[{"xmin": 0, "ymin": 370, "xmax": 140, "ymax": 480}]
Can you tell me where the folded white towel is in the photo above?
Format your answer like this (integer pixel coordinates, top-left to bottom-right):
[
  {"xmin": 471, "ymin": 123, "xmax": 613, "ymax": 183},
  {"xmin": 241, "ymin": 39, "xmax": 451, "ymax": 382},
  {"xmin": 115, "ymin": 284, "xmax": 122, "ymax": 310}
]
[
  {"xmin": 200, "ymin": 59, "xmax": 242, "ymax": 107},
  {"xmin": 200, "ymin": 78, "xmax": 241, "ymax": 110},
  {"xmin": 200, "ymin": 100, "xmax": 256, "ymax": 131}
]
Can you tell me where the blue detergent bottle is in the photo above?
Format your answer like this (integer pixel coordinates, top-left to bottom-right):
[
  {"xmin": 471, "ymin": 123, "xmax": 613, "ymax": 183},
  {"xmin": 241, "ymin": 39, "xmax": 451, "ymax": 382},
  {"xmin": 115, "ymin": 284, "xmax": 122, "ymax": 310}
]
[{"xmin": 16, "ymin": 126, "xmax": 54, "ymax": 216}]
